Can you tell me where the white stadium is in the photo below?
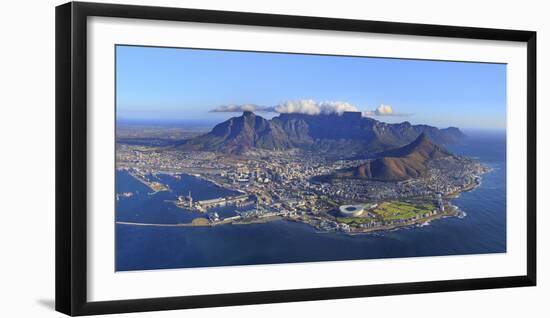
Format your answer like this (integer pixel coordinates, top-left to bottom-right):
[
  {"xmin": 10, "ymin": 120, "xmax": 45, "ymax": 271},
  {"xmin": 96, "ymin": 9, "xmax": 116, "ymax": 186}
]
[{"xmin": 338, "ymin": 204, "xmax": 365, "ymax": 217}]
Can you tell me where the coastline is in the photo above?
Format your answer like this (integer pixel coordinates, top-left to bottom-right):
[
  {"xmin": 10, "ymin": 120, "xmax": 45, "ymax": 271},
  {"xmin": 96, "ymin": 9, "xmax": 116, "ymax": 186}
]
[
  {"xmin": 115, "ymin": 131, "xmax": 506, "ymax": 270},
  {"xmin": 115, "ymin": 193, "xmax": 470, "ymax": 235},
  {"xmin": 116, "ymin": 161, "xmax": 489, "ymax": 236}
]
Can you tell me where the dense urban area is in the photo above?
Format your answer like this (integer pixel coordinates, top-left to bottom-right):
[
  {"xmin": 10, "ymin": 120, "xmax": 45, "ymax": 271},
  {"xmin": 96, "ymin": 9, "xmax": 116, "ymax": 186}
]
[{"xmin": 116, "ymin": 124, "xmax": 489, "ymax": 234}]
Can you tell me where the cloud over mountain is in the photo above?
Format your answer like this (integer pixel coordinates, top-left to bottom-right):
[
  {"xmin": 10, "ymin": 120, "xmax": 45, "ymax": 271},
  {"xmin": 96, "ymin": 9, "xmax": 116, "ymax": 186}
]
[
  {"xmin": 363, "ymin": 104, "xmax": 410, "ymax": 117},
  {"xmin": 210, "ymin": 104, "xmax": 272, "ymax": 113},
  {"xmin": 273, "ymin": 99, "xmax": 359, "ymax": 115},
  {"xmin": 211, "ymin": 99, "xmax": 359, "ymax": 115},
  {"xmin": 211, "ymin": 100, "xmax": 410, "ymax": 117}
]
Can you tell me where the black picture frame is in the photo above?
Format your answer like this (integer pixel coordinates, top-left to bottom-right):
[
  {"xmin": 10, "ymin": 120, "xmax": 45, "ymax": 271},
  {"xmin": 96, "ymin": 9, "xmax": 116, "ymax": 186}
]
[{"xmin": 55, "ymin": 1, "xmax": 537, "ymax": 316}]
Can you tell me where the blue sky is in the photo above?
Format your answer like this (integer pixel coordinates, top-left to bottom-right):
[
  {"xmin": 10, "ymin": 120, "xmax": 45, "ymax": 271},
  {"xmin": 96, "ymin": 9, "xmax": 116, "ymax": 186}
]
[{"xmin": 116, "ymin": 45, "xmax": 506, "ymax": 129}]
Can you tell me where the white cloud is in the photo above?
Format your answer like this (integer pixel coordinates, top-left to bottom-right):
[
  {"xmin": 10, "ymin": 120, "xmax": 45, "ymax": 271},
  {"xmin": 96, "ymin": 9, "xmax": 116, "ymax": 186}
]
[
  {"xmin": 211, "ymin": 99, "xmax": 359, "ymax": 115},
  {"xmin": 362, "ymin": 104, "xmax": 409, "ymax": 117},
  {"xmin": 376, "ymin": 104, "xmax": 393, "ymax": 115},
  {"xmin": 210, "ymin": 104, "xmax": 270, "ymax": 113},
  {"xmin": 210, "ymin": 100, "xmax": 409, "ymax": 117},
  {"xmin": 273, "ymin": 99, "xmax": 359, "ymax": 115}
]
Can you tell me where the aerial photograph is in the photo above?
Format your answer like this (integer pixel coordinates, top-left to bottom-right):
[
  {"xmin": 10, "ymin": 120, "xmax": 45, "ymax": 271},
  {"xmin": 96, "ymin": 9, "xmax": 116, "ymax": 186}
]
[{"xmin": 115, "ymin": 45, "xmax": 507, "ymax": 271}]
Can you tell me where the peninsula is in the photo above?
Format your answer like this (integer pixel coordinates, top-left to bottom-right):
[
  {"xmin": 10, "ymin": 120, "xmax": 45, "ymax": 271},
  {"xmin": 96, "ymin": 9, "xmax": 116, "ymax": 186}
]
[{"xmin": 116, "ymin": 111, "xmax": 488, "ymax": 234}]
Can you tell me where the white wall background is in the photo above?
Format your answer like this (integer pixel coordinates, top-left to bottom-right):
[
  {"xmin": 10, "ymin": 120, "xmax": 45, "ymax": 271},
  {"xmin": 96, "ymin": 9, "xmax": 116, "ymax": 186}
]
[{"xmin": 0, "ymin": 0, "xmax": 546, "ymax": 317}]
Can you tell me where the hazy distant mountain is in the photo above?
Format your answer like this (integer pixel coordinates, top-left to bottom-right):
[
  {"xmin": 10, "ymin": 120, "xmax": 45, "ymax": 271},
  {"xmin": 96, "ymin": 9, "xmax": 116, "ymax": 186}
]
[
  {"xmin": 178, "ymin": 111, "xmax": 465, "ymax": 155},
  {"xmin": 335, "ymin": 133, "xmax": 452, "ymax": 181}
]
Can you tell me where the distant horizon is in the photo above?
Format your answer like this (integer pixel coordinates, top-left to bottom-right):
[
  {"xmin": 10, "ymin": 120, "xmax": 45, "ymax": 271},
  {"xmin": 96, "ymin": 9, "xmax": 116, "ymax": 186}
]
[
  {"xmin": 116, "ymin": 112, "xmax": 507, "ymax": 133},
  {"xmin": 116, "ymin": 45, "xmax": 507, "ymax": 130}
]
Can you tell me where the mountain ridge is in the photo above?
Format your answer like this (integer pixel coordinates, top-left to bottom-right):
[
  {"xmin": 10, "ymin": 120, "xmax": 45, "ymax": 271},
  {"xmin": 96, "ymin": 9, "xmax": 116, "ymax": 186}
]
[
  {"xmin": 335, "ymin": 133, "xmax": 452, "ymax": 181},
  {"xmin": 178, "ymin": 111, "xmax": 465, "ymax": 155}
]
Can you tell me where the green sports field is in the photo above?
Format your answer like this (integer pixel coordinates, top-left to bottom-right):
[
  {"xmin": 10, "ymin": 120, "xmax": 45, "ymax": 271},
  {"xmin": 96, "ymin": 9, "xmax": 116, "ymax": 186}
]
[{"xmin": 372, "ymin": 201, "xmax": 435, "ymax": 222}]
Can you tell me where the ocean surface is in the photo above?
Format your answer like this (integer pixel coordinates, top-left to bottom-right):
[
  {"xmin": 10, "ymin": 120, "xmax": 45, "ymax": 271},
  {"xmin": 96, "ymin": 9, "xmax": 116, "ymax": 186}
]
[{"xmin": 115, "ymin": 131, "xmax": 506, "ymax": 271}]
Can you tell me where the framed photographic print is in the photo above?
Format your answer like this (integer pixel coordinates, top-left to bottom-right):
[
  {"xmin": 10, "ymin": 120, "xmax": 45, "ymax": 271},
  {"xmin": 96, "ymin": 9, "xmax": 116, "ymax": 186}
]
[{"xmin": 55, "ymin": 1, "xmax": 536, "ymax": 316}]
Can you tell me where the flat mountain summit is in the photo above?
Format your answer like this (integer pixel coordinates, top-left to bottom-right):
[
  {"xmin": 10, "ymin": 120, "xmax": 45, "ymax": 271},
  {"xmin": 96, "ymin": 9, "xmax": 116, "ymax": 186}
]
[{"xmin": 179, "ymin": 111, "xmax": 465, "ymax": 155}]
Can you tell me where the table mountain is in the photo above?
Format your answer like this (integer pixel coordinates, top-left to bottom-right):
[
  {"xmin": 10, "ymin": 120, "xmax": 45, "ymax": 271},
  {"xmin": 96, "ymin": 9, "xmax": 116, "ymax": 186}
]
[{"xmin": 178, "ymin": 111, "xmax": 465, "ymax": 155}]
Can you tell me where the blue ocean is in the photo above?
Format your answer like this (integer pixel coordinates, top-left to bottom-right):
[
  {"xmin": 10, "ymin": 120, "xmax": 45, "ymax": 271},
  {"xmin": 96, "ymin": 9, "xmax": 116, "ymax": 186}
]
[{"xmin": 115, "ymin": 131, "xmax": 506, "ymax": 271}]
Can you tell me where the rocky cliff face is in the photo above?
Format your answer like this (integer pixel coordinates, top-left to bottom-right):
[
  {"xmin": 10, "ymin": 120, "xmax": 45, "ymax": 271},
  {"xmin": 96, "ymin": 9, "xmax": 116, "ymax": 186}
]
[{"xmin": 178, "ymin": 111, "xmax": 465, "ymax": 155}]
